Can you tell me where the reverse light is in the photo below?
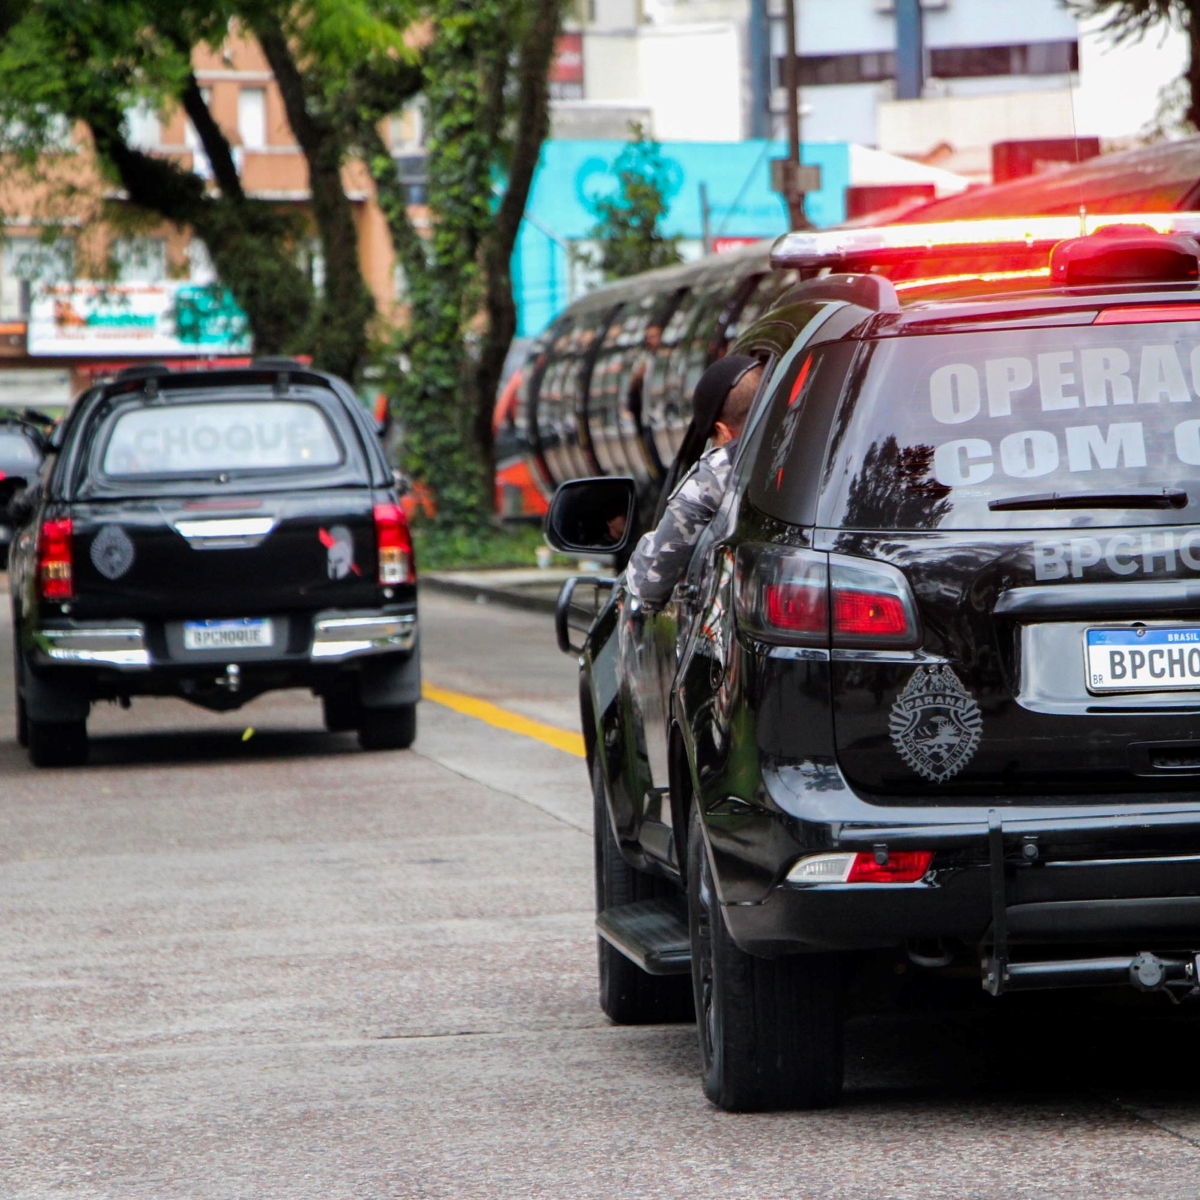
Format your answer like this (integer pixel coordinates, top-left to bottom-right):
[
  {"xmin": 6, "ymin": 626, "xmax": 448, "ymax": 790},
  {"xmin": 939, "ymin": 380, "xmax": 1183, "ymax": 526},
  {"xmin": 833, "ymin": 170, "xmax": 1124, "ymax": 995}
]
[
  {"xmin": 37, "ymin": 516, "xmax": 73, "ymax": 601},
  {"xmin": 787, "ymin": 850, "xmax": 934, "ymax": 885},
  {"xmin": 374, "ymin": 503, "xmax": 415, "ymax": 585}
]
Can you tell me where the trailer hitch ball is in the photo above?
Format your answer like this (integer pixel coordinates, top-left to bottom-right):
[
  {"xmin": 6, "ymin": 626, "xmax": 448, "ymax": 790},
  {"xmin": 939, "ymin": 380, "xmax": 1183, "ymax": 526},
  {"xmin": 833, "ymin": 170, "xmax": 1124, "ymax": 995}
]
[{"xmin": 1130, "ymin": 952, "xmax": 1168, "ymax": 992}]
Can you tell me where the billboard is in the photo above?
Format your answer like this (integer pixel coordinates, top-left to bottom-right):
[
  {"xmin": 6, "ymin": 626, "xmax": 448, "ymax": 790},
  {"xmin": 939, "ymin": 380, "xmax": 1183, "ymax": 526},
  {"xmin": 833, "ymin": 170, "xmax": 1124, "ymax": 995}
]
[{"xmin": 28, "ymin": 282, "xmax": 251, "ymax": 357}]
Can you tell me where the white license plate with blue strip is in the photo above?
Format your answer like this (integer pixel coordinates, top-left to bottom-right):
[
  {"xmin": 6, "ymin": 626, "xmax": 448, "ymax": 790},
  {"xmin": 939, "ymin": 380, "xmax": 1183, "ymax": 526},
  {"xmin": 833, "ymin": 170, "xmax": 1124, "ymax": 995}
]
[
  {"xmin": 183, "ymin": 618, "xmax": 274, "ymax": 651},
  {"xmin": 1086, "ymin": 627, "xmax": 1200, "ymax": 692}
]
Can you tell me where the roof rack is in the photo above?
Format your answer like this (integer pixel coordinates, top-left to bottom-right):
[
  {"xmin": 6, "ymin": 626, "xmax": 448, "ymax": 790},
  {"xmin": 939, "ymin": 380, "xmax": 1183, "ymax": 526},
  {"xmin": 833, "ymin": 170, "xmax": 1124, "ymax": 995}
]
[
  {"xmin": 770, "ymin": 212, "xmax": 1200, "ymax": 273},
  {"xmin": 787, "ymin": 273, "xmax": 901, "ymax": 313}
]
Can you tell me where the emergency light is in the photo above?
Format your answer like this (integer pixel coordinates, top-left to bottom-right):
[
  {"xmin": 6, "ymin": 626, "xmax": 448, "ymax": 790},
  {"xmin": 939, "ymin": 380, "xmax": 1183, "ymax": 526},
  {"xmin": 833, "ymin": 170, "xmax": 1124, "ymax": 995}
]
[{"xmin": 770, "ymin": 213, "xmax": 1200, "ymax": 285}]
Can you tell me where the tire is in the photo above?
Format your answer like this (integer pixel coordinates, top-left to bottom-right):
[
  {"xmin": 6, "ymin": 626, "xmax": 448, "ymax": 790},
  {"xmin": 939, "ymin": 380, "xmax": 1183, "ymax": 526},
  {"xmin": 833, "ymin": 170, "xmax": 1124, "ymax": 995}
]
[
  {"xmin": 13, "ymin": 625, "xmax": 27, "ymax": 747},
  {"xmin": 28, "ymin": 718, "xmax": 88, "ymax": 768},
  {"xmin": 593, "ymin": 755, "xmax": 694, "ymax": 1025},
  {"xmin": 357, "ymin": 703, "xmax": 417, "ymax": 751},
  {"xmin": 687, "ymin": 804, "xmax": 843, "ymax": 1111},
  {"xmin": 322, "ymin": 689, "xmax": 360, "ymax": 733}
]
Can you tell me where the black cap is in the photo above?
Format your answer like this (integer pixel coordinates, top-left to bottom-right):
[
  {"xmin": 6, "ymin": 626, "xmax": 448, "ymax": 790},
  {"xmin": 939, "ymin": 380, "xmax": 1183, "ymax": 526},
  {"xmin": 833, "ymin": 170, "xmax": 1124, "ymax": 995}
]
[
  {"xmin": 688, "ymin": 354, "xmax": 761, "ymax": 441},
  {"xmin": 650, "ymin": 353, "xmax": 762, "ymax": 526}
]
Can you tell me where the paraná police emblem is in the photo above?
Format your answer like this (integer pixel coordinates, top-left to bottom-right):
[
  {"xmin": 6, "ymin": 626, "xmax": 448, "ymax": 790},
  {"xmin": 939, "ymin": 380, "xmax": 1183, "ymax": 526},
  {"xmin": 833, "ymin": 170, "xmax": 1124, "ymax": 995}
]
[
  {"xmin": 90, "ymin": 524, "xmax": 135, "ymax": 581},
  {"xmin": 888, "ymin": 665, "xmax": 982, "ymax": 783}
]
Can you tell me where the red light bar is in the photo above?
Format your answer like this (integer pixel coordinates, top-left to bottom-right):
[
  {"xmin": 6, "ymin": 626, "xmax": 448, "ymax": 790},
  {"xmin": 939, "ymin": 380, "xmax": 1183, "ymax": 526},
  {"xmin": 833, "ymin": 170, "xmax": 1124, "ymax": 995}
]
[
  {"xmin": 1096, "ymin": 304, "xmax": 1200, "ymax": 325},
  {"xmin": 770, "ymin": 213, "xmax": 1200, "ymax": 272}
]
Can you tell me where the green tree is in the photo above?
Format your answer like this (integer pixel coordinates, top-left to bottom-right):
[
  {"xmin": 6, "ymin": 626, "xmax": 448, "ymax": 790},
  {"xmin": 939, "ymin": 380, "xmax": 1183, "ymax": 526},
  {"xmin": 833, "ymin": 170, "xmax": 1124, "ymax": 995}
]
[
  {"xmin": 1067, "ymin": 1, "xmax": 1200, "ymax": 130},
  {"xmin": 584, "ymin": 124, "xmax": 682, "ymax": 281},
  {"xmin": 0, "ymin": 0, "xmax": 422, "ymax": 379},
  {"xmin": 355, "ymin": 0, "xmax": 563, "ymax": 534}
]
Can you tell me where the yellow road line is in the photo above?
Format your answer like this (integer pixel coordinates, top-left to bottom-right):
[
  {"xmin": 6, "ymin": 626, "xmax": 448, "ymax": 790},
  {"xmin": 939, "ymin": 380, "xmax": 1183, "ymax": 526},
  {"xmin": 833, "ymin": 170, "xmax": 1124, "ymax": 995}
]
[{"xmin": 422, "ymin": 682, "xmax": 586, "ymax": 758}]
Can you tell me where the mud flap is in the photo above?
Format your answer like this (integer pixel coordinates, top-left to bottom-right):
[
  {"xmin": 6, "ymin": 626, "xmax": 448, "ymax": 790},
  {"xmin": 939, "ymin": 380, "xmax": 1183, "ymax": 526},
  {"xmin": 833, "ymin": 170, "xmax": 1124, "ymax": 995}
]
[{"xmin": 357, "ymin": 640, "xmax": 420, "ymax": 710}]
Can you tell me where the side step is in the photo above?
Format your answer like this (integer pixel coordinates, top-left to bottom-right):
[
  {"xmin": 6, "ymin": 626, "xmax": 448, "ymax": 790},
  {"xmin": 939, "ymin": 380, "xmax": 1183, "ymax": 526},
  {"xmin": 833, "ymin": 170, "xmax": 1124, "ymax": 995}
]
[{"xmin": 596, "ymin": 900, "xmax": 691, "ymax": 976}]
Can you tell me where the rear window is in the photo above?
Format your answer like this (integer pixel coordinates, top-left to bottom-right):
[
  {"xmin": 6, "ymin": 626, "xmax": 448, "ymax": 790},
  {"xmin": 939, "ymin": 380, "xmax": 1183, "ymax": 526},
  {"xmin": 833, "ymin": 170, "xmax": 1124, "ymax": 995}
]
[
  {"xmin": 816, "ymin": 321, "xmax": 1200, "ymax": 529},
  {"xmin": 101, "ymin": 400, "xmax": 342, "ymax": 477}
]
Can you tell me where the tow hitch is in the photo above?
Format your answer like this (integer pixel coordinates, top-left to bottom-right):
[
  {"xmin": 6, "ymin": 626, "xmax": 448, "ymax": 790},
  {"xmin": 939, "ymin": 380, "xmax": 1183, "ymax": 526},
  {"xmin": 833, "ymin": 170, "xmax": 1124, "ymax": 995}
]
[
  {"xmin": 981, "ymin": 811, "xmax": 1200, "ymax": 999},
  {"xmin": 984, "ymin": 951, "xmax": 1198, "ymax": 997}
]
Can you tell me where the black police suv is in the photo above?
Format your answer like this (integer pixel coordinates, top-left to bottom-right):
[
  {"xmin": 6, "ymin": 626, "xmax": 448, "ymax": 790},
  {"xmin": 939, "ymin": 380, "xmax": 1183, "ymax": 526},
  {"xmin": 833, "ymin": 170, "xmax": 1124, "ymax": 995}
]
[
  {"xmin": 547, "ymin": 217, "xmax": 1200, "ymax": 1111},
  {"xmin": 10, "ymin": 362, "xmax": 418, "ymax": 767}
]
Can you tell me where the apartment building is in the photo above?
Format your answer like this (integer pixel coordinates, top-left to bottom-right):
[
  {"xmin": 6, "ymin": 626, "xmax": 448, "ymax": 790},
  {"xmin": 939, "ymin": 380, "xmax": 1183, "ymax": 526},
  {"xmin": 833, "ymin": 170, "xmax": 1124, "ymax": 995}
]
[{"xmin": 554, "ymin": 0, "xmax": 1181, "ymax": 169}]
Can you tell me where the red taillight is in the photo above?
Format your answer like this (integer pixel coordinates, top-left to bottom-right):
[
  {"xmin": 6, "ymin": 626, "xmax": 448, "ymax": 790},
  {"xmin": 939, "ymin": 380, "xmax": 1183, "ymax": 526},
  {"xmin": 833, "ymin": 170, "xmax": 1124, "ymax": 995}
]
[
  {"xmin": 38, "ymin": 516, "xmax": 73, "ymax": 601},
  {"xmin": 833, "ymin": 590, "xmax": 909, "ymax": 638},
  {"xmin": 846, "ymin": 850, "xmax": 933, "ymax": 884},
  {"xmin": 738, "ymin": 546, "xmax": 919, "ymax": 648},
  {"xmin": 374, "ymin": 503, "xmax": 414, "ymax": 585},
  {"xmin": 765, "ymin": 580, "xmax": 827, "ymax": 633}
]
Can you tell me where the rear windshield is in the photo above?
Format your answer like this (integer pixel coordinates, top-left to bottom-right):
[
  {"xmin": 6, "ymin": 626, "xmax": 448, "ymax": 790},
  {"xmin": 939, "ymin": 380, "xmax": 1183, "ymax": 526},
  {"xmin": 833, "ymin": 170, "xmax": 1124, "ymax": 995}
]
[
  {"xmin": 101, "ymin": 400, "xmax": 342, "ymax": 477},
  {"xmin": 817, "ymin": 321, "xmax": 1200, "ymax": 530}
]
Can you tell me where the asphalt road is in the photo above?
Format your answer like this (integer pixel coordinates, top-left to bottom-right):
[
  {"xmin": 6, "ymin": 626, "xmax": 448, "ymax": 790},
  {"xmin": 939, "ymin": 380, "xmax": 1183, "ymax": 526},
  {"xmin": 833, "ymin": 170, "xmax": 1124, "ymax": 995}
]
[{"xmin": 5, "ymin": 588, "xmax": 1200, "ymax": 1198}]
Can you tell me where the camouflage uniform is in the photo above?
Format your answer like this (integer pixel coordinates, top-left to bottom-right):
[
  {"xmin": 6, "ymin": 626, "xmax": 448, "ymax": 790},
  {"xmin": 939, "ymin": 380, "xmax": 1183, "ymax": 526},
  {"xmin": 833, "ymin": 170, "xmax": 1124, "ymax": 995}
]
[{"xmin": 626, "ymin": 443, "xmax": 733, "ymax": 609}]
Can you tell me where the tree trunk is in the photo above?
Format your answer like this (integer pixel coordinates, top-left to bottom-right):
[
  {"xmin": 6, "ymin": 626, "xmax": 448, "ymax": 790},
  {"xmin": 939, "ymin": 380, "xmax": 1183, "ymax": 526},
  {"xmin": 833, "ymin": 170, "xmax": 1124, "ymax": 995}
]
[
  {"xmin": 87, "ymin": 102, "xmax": 311, "ymax": 356},
  {"xmin": 475, "ymin": 0, "xmax": 562, "ymax": 497},
  {"xmin": 258, "ymin": 20, "xmax": 375, "ymax": 381}
]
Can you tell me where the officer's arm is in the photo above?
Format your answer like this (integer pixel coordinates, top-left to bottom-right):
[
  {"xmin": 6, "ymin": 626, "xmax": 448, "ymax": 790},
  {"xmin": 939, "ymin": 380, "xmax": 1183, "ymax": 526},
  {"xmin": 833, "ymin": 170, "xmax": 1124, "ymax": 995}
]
[{"xmin": 626, "ymin": 460, "xmax": 724, "ymax": 609}]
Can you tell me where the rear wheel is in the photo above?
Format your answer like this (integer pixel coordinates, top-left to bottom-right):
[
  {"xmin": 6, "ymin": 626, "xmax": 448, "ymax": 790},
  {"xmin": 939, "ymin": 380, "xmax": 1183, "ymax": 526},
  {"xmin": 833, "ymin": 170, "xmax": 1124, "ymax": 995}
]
[
  {"xmin": 28, "ymin": 718, "xmax": 88, "ymax": 768},
  {"xmin": 687, "ymin": 804, "xmax": 843, "ymax": 1111},
  {"xmin": 357, "ymin": 703, "xmax": 417, "ymax": 751},
  {"xmin": 593, "ymin": 755, "xmax": 694, "ymax": 1024},
  {"xmin": 12, "ymin": 625, "xmax": 27, "ymax": 747}
]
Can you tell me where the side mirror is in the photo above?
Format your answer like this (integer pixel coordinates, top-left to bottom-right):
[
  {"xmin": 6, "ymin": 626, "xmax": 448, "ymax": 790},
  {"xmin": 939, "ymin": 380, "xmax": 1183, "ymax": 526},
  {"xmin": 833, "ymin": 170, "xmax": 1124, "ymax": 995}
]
[
  {"xmin": 545, "ymin": 476, "xmax": 637, "ymax": 556},
  {"xmin": 392, "ymin": 469, "xmax": 412, "ymax": 497}
]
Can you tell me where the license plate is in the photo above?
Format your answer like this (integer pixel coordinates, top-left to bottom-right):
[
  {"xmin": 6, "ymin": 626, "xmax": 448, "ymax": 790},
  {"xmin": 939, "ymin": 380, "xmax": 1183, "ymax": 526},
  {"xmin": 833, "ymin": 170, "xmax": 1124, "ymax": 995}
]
[
  {"xmin": 183, "ymin": 618, "xmax": 274, "ymax": 651},
  {"xmin": 1086, "ymin": 627, "xmax": 1200, "ymax": 692}
]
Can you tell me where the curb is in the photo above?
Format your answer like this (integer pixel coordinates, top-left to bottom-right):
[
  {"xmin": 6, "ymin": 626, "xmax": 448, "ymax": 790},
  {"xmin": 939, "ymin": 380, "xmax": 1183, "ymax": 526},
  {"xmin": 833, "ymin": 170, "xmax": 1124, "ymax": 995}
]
[{"xmin": 421, "ymin": 574, "xmax": 560, "ymax": 616}]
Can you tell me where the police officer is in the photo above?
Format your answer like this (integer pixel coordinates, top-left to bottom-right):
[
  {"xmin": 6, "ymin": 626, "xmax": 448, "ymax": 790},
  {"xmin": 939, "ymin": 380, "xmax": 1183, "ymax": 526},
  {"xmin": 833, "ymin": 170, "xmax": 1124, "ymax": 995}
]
[{"xmin": 626, "ymin": 354, "xmax": 763, "ymax": 609}]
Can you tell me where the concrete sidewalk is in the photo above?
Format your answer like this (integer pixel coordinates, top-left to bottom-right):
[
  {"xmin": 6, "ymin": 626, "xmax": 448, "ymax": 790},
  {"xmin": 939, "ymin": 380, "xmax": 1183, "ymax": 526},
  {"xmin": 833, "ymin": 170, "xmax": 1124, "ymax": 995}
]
[{"xmin": 422, "ymin": 565, "xmax": 610, "ymax": 615}]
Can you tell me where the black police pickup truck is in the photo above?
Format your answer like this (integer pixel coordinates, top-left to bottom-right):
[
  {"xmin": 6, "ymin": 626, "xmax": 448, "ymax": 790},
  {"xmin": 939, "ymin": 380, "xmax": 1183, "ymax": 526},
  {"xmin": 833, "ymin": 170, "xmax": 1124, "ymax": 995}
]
[
  {"xmin": 547, "ymin": 216, "xmax": 1200, "ymax": 1111},
  {"xmin": 11, "ymin": 362, "xmax": 418, "ymax": 767}
]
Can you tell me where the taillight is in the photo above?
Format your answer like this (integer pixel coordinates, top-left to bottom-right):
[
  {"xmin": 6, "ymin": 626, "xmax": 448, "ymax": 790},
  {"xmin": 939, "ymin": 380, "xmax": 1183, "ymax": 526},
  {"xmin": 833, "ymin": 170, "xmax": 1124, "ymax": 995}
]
[
  {"xmin": 736, "ymin": 546, "xmax": 919, "ymax": 647},
  {"xmin": 787, "ymin": 850, "xmax": 933, "ymax": 884},
  {"xmin": 846, "ymin": 850, "xmax": 933, "ymax": 883},
  {"xmin": 38, "ymin": 516, "xmax": 74, "ymax": 601},
  {"xmin": 765, "ymin": 579, "xmax": 827, "ymax": 633},
  {"xmin": 737, "ymin": 546, "xmax": 827, "ymax": 644},
  {"xmin": 374, "ymin": 503, "xmax": 415, "ymax": 585}
]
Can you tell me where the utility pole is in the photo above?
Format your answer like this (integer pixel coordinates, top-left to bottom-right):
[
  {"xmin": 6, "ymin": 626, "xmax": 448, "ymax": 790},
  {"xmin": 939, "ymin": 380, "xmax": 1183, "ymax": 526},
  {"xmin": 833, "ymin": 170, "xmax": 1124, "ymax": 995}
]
[
  {"xmin": 749, "ymin": 0, "xmax": 771, "ymax": 139},
  {"xmin": 895, "ymin": 0, "xmax": 925, "ymax": 101},
  {"xmin": 770, "ymin": 0, "xmax": 818, "ymax": 230},
  {"xmin": 700, "ymin": 182, "xmax": 713, "ymax": 256}
]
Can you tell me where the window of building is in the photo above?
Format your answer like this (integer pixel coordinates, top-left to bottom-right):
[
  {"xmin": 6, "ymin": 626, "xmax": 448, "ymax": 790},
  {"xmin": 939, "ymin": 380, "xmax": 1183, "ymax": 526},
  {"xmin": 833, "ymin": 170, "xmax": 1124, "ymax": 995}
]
[
  {"xmin": 238, "ymin": 87, "xmax": 266, "ymax": 150},
  {"xmin": 187, "ymin": 239, "xmax": 217, "ymax": 285},
  {"xmin": 792, "ymin": 40, "xmax": 1078, "ymax": 87},
  {"xmin": 112, "ymin": 237, "xmax": 167, "ymax": 284},
  {"xmin": 1, "ymin": 237, "xmax": 74, "ymax": 320},
  {"xmin": 124, "ymin": 101, "xmax": 160, "ymax": 150}
]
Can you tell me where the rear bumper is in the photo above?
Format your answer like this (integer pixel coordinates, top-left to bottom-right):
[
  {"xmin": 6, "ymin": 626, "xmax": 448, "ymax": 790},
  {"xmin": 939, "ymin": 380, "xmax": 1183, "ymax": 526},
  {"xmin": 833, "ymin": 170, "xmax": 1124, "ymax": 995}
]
[
  {"xmin": 720, "ymin": 768, "xmax": 1200, "ymax": 978},
  {"xmin": 31, "ymin": 609, "xmax": 416, "ymax": 670}
]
